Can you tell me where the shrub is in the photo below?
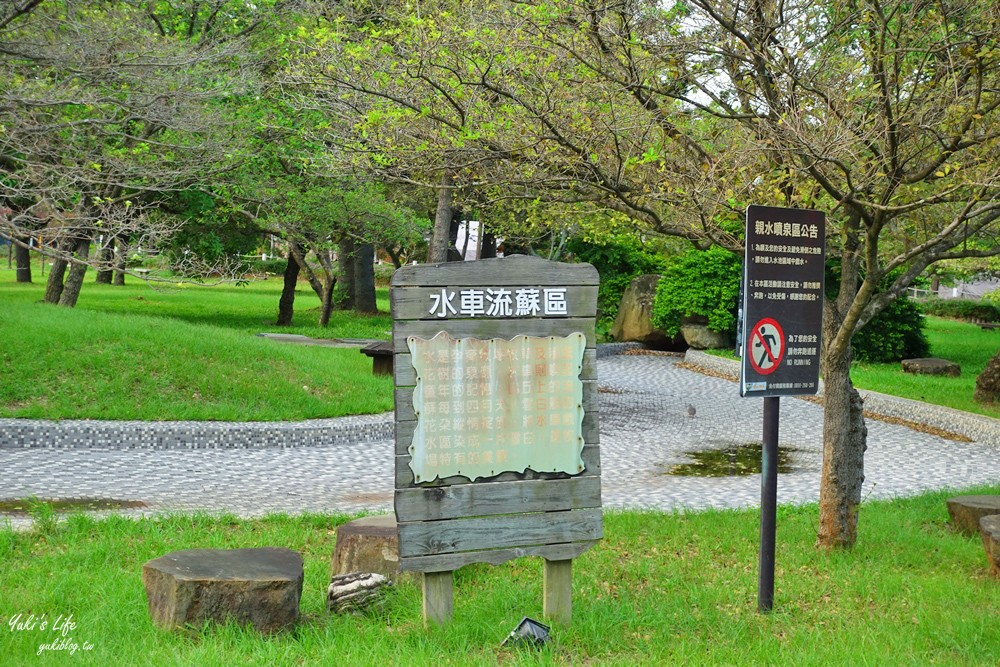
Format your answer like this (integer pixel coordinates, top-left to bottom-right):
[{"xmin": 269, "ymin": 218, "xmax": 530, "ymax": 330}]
[
  {"xmin": 853, "ymin": 296, "xmax": 930, "ymax": 363},
  {"xmin": 651, "ymin": 246, "xmax": 742, "ymax": 337},
  {"xmin": 566, "ymin": 235, "xmax": 667, "ymax": 326},
  {"xmin": 248, "ymin": 258, "xmax": 288, "ymax": 275},
  {"xmin": 918, "ymin": 298, "xmax": 1000, "ymax": 323}
]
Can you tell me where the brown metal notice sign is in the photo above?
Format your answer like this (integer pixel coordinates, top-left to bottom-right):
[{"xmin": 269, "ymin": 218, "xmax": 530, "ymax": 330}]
[{"xmin": 740, "ymin": 205, "xmax": 826, "ymax": 397}]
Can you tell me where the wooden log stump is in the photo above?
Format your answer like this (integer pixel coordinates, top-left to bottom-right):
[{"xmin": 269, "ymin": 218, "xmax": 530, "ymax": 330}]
[
  {"xmin": 946, "ymin": 495, "xmax": 1000, "ymax": 536},
  {"xmin": 142, "ymin": 547, "xmax": 303, "ymax": 633},
  {"xmin": 331, "ymin": 515, "xmax": 411, "ymax": 583},
  {"xmin": 981, "ymin": 515, "xmax": 1000, "ymax": 577},
  {"xmin": 327, "ymin": 572, "xmax": 392, "ymax": 614}
]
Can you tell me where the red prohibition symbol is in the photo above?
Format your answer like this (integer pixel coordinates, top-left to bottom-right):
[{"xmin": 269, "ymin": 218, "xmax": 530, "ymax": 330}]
[{"xmin": 748, "ymin": 318, "xmax": 785, "ymax": 375}]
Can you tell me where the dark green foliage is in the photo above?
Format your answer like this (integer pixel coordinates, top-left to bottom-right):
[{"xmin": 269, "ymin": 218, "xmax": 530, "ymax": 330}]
[
  {"xmin": 919, "ymin": 298, "xmax": 1000, "ymax": 323},
  {"xmin": 824, "ymin": 261, "xmax": 931, "ymax": 363},
  {"xmin": 853, "ymin": 296, "xmax": 930, "ymax": 363},
  {"xmin": 651, "ymin": 246, "xmax": 742, "ymax": 336},
  {"xmin": 249, "ymin": 257, "xmax": 287, "ymax": 275},
  {"xmin": 566, "ymin": 235, "xmax": 666, "ymax": 326}
]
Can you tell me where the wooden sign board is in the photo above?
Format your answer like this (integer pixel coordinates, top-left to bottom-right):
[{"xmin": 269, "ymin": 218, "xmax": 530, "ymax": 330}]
[{"xmin": 391, "ymin": 255, "xmax": 603, "ymax": 623}]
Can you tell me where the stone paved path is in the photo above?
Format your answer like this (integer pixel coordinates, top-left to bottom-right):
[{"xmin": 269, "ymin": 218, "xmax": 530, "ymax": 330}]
[{"xmin": 2, "ymin": 352, "xmax": 998, "ymax": 530}]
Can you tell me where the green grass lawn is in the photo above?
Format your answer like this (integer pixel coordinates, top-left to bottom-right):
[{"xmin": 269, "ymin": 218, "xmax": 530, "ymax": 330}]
[
  {"xmin": 2, "ymin": 265, "xmax": 998, "ymax": 420},
  {"xmin": 1, "ymin": 487, "xmax": 998, "ymax": 666},
  {"xmin": 0, "ymin": 268, "xmax": 394, "ymax": 420},
  {"xmin": 851, "ymin": 316, "xmax": 1000, "ymax": 419}
]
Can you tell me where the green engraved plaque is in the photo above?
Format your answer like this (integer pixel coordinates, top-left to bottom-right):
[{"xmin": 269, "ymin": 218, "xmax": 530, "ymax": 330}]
[{"xmin": 407, "ymin": 332, "xmax": 586, "ymax": 483}]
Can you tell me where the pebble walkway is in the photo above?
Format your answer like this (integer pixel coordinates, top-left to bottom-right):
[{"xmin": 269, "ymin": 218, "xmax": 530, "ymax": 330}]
[{"xmin": 2, "ymin": 351, "xmax": 998, "ymax": 530}]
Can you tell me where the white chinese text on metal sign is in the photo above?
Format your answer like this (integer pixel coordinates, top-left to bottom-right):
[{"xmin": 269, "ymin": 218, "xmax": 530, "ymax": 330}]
[
  {"xmin": 428, "ymin": 287, "xmax": 568, "ymax": 318},
  {"xmin": 406, "ymin": 332, "xmax": 586, "ymax": 483},
  {"xmin": 740, "ymin": 205, "xmax": 826, "ymax": 397}
]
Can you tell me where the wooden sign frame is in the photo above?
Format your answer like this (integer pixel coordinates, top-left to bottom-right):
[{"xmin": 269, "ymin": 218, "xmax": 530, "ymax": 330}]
[{"xmin": 391, "ymin": 255, "xmax": 603, "ymax": 626}]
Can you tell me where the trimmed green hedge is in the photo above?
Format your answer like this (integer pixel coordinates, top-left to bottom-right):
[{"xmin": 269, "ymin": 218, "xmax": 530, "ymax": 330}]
[{"xmin": 918, "ymin": 298, "xmax": 1000, "ymax": 323}]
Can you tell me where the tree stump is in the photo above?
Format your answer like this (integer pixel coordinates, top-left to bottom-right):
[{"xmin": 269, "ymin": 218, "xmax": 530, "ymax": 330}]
[
  {"xmin": 980, "ymin": 515, "xmax": 1000, "ymax": 577},
  {"xmin": 142, "ymin": 548, "xmax": 303, "ymax": 633},
  {"xmin": 331, "ymin": 515, "xmax": 412, "ymax": 583},
  {"xmin": 327, "ymin": 572, "xmax": 392, "ymax": 614},
  {"xmin": 946, "ymin": 496, "xmax": 1000, "ymax": 536}
]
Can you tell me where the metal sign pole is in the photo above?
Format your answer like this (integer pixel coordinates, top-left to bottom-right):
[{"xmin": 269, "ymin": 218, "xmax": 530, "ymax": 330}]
[{"xmin": 758, "ymin": 396, "xmax": 780, "ymax": 612}]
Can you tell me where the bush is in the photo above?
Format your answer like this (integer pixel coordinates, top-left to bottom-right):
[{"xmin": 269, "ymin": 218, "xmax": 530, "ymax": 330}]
[
  {"xmin": 248, "ymin": 258, "xmax": 288, "ymax": 275},
  {"xmin": 853, "ymin": 296, "xmax": 930, "ymax": 363},
  {"xmin": 651, "ymin": 246, "xmax": 742, "ymax": 337},
  {"xmin": 566, "ymin": 235, "xmax": 667, "ymax": 326},
  {"xmin": 918, "ymin": 298, "xmax": 1000, "ymax": 323}
]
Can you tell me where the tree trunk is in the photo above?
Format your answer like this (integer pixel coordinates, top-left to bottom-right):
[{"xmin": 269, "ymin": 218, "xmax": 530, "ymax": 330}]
[
  {"xmin": 276, "ymin": 248, "xmax": 300, "ymax": 326},
  {"xmin": 95, "ymin": 236, "xmax": 114, "ymax": 284},
  {"xmin": 354, "ymin": 243, "xmax": 377, "ymax": 313},
  {"xmin": 288, "ymin": 240, "xmax": 323, "ymax": 302},
  {"xmin": 338, "ymin": 238, "xmax": 356, "ymax": 309},
  {"xmin": 429, "ymin": 171, "xmax": 454, "ymax": 263},
  {"xmin": 44, "ymin": 242, "xmax": 70, "ymax": 304},
  {"xmin": 58, "ymin": 237, "xmax": 91, "ymax": 307},
  {"xmin": 817, "ymin": 329, "xmax": 868, "ymax": 548},
  {"xmin": 480, "ymin": 230, "xmax": 497, "ymax": 259},
  {"xmin": 319, "ymin": 279, "xmax": 336, "ymax": 327},
  {"xmin": 14, "ymin": 237, "xmax": 31, "ymax": 283},
  {"xmin": 113, "ymin": 247, "xmax": 127, "ymax": 285}
]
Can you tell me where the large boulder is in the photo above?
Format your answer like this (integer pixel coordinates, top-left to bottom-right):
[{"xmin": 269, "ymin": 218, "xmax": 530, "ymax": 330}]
[
  {"xmin": 901, "ymin": 357, "xmax": 961, "ymax": 377},
  {"xmin": 142, "ymin": 548, "xmax": 303, "ymax": 633},
  {"xmin": 680, "ymin": 321, "xmax": 731, "ymax": 350},
  {"xmin": 610, "ymin": 275, "xmax": 682, "ymax": 349},
  {"xmin": 974, "ymin": 350, "xmax": 1000, "ymax": 404}
]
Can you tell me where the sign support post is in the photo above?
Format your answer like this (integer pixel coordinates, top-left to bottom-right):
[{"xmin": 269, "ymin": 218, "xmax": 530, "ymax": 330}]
[
  {"xmin": 740, "ymin": 205, "xmax": 826, "ymax": 613},
  {"xmin": 758, "ymin": 396, "xmax": 780, "ymax": 612}
]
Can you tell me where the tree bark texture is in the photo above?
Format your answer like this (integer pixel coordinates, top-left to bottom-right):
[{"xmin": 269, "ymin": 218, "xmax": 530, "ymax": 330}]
[
  {"xmin": 353, "ymin": 243, "xmax": 377, "ymax": 313},
  {"xmin": 337, "ymin": 238, "xmax": 356, "ymax": 309},
  {"xmin": 14, "ymin": 237, "xmax": 31, "ymax": 282},
  {"xmin": 44, "ymin": 255, "xmax": 69, "ymax": 303},
  {"xmin": 319, "ymin": 280, "xmax": 336, "ymax": 327},
  {"xmin": 429, "ymin": 171, "xmax": 453, "ymax": 263},
  {"xmin": 288, "ymin": 240, "xmax": 323, "ymax": 302},
  {"xmin": 58, "ymin": 237, "xmax": 91, "ymax": 307},
  {"xmin": 276, "ymin": 248, "xmax": 300, "ymax": 326},
  {"xmin": 95, "ymin": 237, "xmax": 114, "ymax": 284},
  {"xmin": 817, "ymin": 333, "xmax": 868, "ymax": 548}
]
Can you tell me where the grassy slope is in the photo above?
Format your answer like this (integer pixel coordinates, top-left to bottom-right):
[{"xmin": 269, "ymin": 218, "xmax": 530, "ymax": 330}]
[
  {"xmin": 0, "ymin": 270, "xmax": 393, "ymax": 420},
  {"xmin": 850, "ymin": 316, "xmax": 1000, "ymax": 418},
  {"xmin": 1, "ymin": 488, "xmax": 998, "ymax": 666}
]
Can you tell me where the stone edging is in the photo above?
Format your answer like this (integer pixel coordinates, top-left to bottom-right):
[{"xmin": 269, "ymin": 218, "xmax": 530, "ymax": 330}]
[
  {"xmin": 683, "ymin": 349, "xmax": 1000, "ymax": 445},
  {"xmin": 0, "ymin": 413, "xmax": 393, "ymax": 451}
]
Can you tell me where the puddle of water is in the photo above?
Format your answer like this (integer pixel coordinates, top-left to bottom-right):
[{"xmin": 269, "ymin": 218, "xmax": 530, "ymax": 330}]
[
  {"xmin": 666, "ymin": 442, "xmax": 797, "ymax": 477},
  {"xmin": 0, "ymin": 498, "xmax": 147, "ymax": 515}
]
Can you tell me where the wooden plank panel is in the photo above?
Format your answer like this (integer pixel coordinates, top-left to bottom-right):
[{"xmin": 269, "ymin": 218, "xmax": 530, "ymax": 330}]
[
  {"xmin": 391, "ymin": 318, "xmax": 596, "ymax": 354},
  {"xmin": 400, "ymin": 540, "xmax": 599, "ymax": 573},
  {"xmin": 394, "ymin": 477, "xmax": 602, "ymax": 522},
  {"xmin": 391, "ymin": 256, "xmax": 599, "ymax": 287},
  {"xmin": 394, "ymin": 446, "xmax": 601, "ymax": 488},
  {"xmin": 394, "ymin": 380, "xmax": 598, "ymax": 423},
  {"xmin": 391, "ymin": 285, "xmax": 598, "ymax": 321},
  {"xmin": 394, "ymin": 410, "xmax": 599, "ymax": 456},
  {"xmin": 397, "ymin": 508, "xmax": 603, "ymax": 558},
  {"xmin": 394, "ymin": 348, "xmax": 598, "ymax": 387}
]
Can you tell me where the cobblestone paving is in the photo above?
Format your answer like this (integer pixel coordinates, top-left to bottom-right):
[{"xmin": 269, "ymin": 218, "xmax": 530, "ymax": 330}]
[{"xmin": 2, "ymin": 353, "xmax": 998, "ymax": 530}]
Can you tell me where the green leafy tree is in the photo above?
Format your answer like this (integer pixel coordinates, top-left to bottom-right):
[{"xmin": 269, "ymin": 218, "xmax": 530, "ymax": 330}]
[{"xmin": 300, "ymin": 0, "xmax": 1000, "ymax": 548}]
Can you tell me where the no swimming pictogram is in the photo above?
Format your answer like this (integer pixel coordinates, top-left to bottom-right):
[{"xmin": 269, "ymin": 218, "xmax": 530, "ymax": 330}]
[{"xmin": 748, "ymin": 318, "xmax": 784, "ymax": 375}]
